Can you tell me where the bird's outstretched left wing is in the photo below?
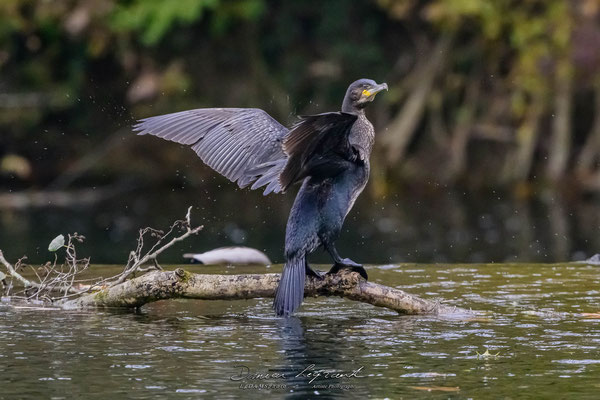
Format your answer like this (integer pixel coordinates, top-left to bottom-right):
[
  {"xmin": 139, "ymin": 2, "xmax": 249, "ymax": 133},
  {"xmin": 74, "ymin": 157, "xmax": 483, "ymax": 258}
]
[
  {"xmin": 280, "ymin": 112, "xmax": 358, "ymax": 191},
  {"xmin": 134, "ymin": 108, "xmax": 288, "ymax": 194}
]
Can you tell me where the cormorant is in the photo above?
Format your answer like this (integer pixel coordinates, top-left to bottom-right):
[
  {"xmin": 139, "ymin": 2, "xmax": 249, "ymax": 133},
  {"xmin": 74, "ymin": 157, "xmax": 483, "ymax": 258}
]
[{"xmin": 134, "ymin": 78, "xmax": 388, "ymax": 316}]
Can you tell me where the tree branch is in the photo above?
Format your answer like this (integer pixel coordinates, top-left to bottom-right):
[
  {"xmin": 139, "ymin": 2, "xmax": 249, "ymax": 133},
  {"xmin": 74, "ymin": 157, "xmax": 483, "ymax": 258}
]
[
  {"xmin": 59, "ymin": 268, "xmax": 466, "ymax": 315},
  {"xmin": 0, "ymin": 250, "xmax": 34, "ymax": 287}
]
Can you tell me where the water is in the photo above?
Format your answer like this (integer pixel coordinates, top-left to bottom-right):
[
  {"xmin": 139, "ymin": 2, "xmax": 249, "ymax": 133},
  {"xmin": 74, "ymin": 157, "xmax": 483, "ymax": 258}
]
[
  {"xmin": 1, "ymin": 187, "xmax": 600, "ymax": 266},
  {"xmin": 1, "ymin": 263, "xmax": 600, "ymax": 398}
]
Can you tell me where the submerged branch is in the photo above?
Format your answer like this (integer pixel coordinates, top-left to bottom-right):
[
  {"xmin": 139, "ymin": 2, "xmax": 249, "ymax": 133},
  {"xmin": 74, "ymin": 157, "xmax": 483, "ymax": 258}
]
[{"xmin": 60, "ymin": 268, "xmax": 464, "ymax": 315}]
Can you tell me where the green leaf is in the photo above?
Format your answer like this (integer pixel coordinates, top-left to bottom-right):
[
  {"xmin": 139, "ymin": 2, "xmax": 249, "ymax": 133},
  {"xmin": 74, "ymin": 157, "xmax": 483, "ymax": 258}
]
[{"xmin": 48, "ymin": 234, "xmax": 65, "ymax": 252}]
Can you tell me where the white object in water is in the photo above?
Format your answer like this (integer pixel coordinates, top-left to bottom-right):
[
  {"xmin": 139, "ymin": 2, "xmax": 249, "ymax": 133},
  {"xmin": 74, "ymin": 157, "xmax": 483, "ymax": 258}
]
[
  {"xmin": 576, "ymin": 254, "xmax": 600, "ymax": 265},
  {"xmin": 183, "ymin": 247, "xmax": 272, "ymax": 265}
]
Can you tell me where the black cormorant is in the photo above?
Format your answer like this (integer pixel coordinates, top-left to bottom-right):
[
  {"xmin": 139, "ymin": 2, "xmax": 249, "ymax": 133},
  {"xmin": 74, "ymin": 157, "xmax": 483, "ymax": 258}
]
[{"xmin": 134, "ymin": 78, "xmax": 388, "ymax": 316}]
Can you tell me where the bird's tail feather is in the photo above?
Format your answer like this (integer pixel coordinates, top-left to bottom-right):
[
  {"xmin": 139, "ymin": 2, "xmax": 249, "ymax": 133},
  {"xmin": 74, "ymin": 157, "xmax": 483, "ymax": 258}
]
[{"xmin": 273, "ymin": 256, "xmax": 306, "ymax": 317}]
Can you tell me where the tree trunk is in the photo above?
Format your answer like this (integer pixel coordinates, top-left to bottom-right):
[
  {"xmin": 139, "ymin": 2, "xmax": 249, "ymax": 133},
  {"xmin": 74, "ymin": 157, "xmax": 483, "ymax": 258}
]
[
  {"xmin": 546, "ymin": 67, "xmax": 573, "ymax": 181},
  {"xmin": 59, "ymin": 268, "xmax": 465, "ymax": 315},
  {"xmin": 381, "ymin": 36, "xmax": 452, "ymax": 165},
  {"xmin": 577, "ymin": 83, "xmax": 600, "ymax": 175},
  {"xmin": 502, "ymin": 99, "xmax": 543, "ymax": 182},
  {"xmin": 445, "ymin": 72, "xmax": 481, "ymax": 181}
]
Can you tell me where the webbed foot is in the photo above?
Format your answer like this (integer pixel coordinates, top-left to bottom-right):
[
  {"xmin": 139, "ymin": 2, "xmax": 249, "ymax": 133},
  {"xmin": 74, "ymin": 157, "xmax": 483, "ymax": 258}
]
[
  {"xmin": 336, "ymin": 258, "xmax": 362, "ymax": 268},
  {"xmin": 327, "ymin": 260, "xmax": 368, "ymax": 281},
  {"xmin": 306, "ymin": 265, "xmax": 325, "ymax": 280}
]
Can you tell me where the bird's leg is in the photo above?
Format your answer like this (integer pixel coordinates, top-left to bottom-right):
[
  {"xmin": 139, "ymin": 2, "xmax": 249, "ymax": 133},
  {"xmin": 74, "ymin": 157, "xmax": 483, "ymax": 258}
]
[
  {"xmin": 305, "ymin": 259, "xmax": 325, "ymax": 280},
  {"xmin": 326, "ymin": 243, "xmax": 361, "ymax": 267},
  {"xmin": 325, "ymin": 244, "xmax": 368, "ymax": 280}
]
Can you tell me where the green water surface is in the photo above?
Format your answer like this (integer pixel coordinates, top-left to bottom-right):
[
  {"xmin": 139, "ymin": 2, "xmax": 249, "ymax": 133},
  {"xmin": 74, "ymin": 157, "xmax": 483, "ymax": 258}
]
[{"xmin": 1, "ymin": 263, "xmax": 599, "ymax": 399}]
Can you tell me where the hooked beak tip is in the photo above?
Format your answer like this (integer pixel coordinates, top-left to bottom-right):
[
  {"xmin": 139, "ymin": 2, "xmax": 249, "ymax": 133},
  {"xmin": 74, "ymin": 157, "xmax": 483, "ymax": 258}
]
[{"xmin": 370, "ymin": 83, "xmax": 388, "ymax": 95}]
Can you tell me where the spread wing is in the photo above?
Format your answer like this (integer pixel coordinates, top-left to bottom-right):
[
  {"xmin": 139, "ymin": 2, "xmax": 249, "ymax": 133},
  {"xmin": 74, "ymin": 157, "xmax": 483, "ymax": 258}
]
[
  {"xmin": 133, "ymin": 108, "xmax": 288, "ymax": 194},
  {"xmin": 280, "ymin": 112, "xmax": 358, "ymax": 191}
]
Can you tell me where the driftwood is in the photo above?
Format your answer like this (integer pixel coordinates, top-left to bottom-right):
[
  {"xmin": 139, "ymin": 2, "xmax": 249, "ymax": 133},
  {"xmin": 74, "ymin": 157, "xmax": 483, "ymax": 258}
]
[
  {"xmin": 58, "ymin": 268, "xmax": 464, "ymax": 315},
  {"xmin": 0, "ymin": 209, "xmax": 466, "ymax": 316}
]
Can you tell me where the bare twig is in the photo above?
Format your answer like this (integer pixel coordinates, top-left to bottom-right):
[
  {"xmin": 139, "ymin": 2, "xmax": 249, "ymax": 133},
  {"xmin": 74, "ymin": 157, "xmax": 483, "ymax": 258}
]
[
  {"xmin": 109, "ymin": 206, "xmax": 203, "ymax": 285},
  {"xmin": 0, "ymin": 207, "xmax": 204, "ymax": 303},
  {"xmin": 0, "ymin": 235, "xmax": 91, "ymax": 300}
]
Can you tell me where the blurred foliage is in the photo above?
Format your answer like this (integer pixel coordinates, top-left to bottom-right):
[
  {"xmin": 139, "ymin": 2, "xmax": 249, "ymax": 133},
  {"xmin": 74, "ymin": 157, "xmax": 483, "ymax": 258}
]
[
  {"xmin": 419, "ymin": 0, "xmax": 572, "ymax": 113},
  {"xmin": 110, "ymin": 0, "xmax": 265, "ymax": 45},
  {"xmin": 2, "ymin": 0, "xmax": 600, "ymax": 196}
]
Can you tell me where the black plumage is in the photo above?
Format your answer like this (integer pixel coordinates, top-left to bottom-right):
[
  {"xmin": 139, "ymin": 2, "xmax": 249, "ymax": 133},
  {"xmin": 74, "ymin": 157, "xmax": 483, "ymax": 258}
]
[
  {"xmin": 280, "ymin": 112, "xmax": 358, "ymax": 191},
  {"xmin": 134, "ymin": 78, "xmax": 388, "ymax": 316}
]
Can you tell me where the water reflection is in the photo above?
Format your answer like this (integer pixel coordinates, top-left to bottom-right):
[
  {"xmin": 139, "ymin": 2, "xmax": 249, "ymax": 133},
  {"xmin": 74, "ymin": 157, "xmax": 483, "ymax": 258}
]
[
  {"xmin": 278, "ymin": 317, "xmax": 310, "ymax": 397},
  {"xmin": 277, "ymin": 317, "xmax": 355, "ymax": 399},
  {"xmin": 1, "ymin": 188, "xmax": 599, "ymax": 265}
]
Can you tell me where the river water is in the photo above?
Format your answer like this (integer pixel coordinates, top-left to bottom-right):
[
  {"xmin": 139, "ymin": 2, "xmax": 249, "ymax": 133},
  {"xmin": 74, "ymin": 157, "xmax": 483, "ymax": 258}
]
[
  {"xmin": 1, "ymin": 187, "xmax": 600, "ymax": 266},
  {"xmin": 1, "ymin": 262, "xmax": 599, "ymax": 398}
]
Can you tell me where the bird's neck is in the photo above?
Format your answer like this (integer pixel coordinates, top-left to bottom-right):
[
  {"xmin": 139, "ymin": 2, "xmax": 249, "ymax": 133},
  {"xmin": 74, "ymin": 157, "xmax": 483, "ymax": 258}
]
[{"xmin": 341, "ymin": 99, "xmax": 365, "ymax": 115}]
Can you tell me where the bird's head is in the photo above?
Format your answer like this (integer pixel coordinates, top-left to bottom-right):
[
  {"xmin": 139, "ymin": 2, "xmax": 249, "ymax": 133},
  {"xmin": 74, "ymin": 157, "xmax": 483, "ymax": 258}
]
[{"xmin": 342, "ymin": 78, "xmax": 388, "ymax": 113}]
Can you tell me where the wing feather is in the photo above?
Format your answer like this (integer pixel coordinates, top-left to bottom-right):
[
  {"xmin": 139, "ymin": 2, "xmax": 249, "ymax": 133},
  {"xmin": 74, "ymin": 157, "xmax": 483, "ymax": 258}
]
[
  {"xmin": 134, "ymin": 108, "xmax": 288, "ymax": 194},
  {"xmin": 135, "ymin": 108, "xmax": 360, "ymax": 195}
]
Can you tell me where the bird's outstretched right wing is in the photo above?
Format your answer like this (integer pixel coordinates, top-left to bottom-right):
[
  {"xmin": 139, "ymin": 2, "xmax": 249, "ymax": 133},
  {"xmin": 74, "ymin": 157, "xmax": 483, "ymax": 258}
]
[
  {"xmin": 279, "ymin": 112, "xmax": 358, "ymax": 191},
  {"xmin": 134, "ymin": 108, "xmax": 288, "ymax": 194}
]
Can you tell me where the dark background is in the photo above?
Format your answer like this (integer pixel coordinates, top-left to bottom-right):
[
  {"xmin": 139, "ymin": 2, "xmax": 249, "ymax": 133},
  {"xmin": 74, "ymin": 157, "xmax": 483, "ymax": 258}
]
[{"xmin": 1, "ymin": 0, "xmax": 599, "ymax": 264}]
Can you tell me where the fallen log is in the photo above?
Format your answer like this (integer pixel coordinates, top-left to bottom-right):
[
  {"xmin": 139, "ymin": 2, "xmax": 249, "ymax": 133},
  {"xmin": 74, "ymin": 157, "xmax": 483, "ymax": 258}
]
[{"xmin": 59, "ymin": 268, "xmax": 465, "ymax": 315}]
